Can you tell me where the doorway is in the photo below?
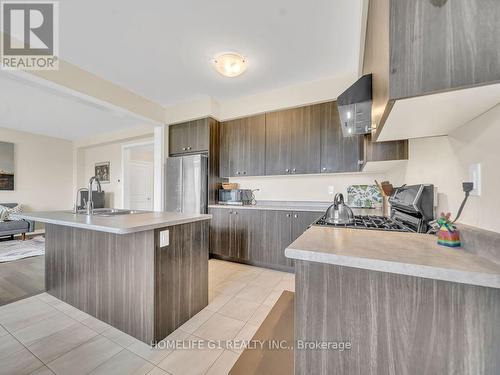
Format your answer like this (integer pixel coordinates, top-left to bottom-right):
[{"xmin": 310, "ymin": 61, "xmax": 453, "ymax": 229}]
[{"xmin": 122, "ymin": 142, "xmax": 155, "ymax": 210}]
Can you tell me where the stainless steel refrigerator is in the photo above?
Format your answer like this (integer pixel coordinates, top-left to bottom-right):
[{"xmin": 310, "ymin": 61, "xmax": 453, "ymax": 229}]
[{"xmin": 165, "ymin": 154, "xmax": 208, "ymax": 214}]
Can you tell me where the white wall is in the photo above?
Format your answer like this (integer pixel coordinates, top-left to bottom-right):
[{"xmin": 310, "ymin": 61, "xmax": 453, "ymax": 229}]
[
  {"xmin": 81, "ymin": 143, "xmax": 122, "ymax": 208},
  {"xmin": 79, "ymin": 137, "xmax": 153, "ymax": 208},
  {"xmin": 388, "ymin": 104, "xmax": 500, "ymax": 233},
  {"xmin": 164, "ymin": 73, "xmax": 357, "ymax": 125},
  {"xmin": 230, "ymin": 172, "xmax": 389, "ymax": 203},
  {"xmin": 0, "ymin": 127, "xmax": 73, "ymax": 211}
]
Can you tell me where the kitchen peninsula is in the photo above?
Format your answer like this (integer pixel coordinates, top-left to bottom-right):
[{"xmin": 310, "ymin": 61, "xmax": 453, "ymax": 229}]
[
  {"xmin": 16, "ymin": 210, "xmax": 211, "ymax": 345},
  {"xmin": 286, "ymin": 226, "xmax": 500, "ymax": 374}
]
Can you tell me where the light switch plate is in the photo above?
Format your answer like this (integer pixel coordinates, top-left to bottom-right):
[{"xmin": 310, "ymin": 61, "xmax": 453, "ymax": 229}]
[
  {"xmin": 160, "ymin": 230, "xmax": 169, "ymax": 247},
  {"xmin": 469, "ymin": 163, "xmax": 481, "ymax": 196}
]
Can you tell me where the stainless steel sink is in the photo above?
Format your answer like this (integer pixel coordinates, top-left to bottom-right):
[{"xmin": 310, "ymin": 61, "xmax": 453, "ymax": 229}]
[
  {"xmin": 69, "ymin": 208, "xmax": 145, "ymax": 216},
  {"xmin": 92, "ymin": 209, "xmax": 144, "ymax": 216}
]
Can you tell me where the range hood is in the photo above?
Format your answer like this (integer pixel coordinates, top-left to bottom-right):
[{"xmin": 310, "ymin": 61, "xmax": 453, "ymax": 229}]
[{"xmin": 337, "ymin": 74, "xmax": 372, "ymax": 137}]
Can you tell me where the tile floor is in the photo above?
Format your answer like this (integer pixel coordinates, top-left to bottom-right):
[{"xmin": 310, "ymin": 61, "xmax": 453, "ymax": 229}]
[{"xmin": 0, "ymin": 259, "xmax": 295, "ymax": 375}]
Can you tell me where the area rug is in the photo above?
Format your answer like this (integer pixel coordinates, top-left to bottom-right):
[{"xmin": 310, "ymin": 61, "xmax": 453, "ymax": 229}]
[{"xmin": 0, "ymin": 236, "xmax": 45, "ymax": 263}]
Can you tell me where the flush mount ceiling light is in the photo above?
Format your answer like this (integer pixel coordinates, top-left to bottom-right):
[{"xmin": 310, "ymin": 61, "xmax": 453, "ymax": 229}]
[{"xmin": 213, "ymin": 52, "xmax": 247, "ymax": 78}]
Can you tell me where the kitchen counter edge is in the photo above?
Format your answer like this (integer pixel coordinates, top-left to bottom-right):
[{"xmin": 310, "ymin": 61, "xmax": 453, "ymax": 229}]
[
  {"xmin": 285, "ymin": 226, "xmax": 500, "ymax": 289},
  {"xmin": 14, "ymin": 211, "xmax": 212, "ymax": 235}
]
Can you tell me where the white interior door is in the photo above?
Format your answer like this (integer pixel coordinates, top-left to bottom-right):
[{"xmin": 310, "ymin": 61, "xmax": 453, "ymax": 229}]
[{"xmin": 127, "ymin": 161, "xmax": 154, "ymax": 210}]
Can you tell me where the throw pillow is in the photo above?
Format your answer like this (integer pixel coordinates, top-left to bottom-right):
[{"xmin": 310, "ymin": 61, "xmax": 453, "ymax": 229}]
[
  {"xmin": 0, "ymin": 206, "xmax": 7, "ymax": 222},
  {"xmin": 0, "ymin": 204, "xmax": 23, "ymax": 221}
]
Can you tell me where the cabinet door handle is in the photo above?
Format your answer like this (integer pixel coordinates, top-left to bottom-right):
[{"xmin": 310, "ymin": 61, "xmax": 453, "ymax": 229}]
[
  {"xmin": 187, "ymin": 146, "xmax": 192, "ymax": 150},
  {"xmin": 234, "ymin": 211, "xmax": 238, "ymax": 215},
  {"xmin": 292, "ymin": 168, "xmax": 296, "ymax": 173},
  {"xmin": 322, "ymin": 167, "xmax": 327, "ymax": 171},
  {"xmin": 358, "ymin": 160, "xmax": 364, "ymax": 165},
  {"xmin": 286, "ymin": 213, "xmax": 291, "ymax": 218},
  {"xmin": 294, "ymin": 214, "xmax": 298, "ymax": 218},
  {"xmin": 243, "ymin": 171, "xmax": 247, "ymax": 175},
  {"xmin": 285, "ymin": 168, "xmax": 290, "ymax": 173},
  {"xmin": 182, "ymin": 147, "xmax": 187, "ymax": 151},
  {"xmin": 236, "ymin": 171, "xmax": 241, "ymax": 175}
]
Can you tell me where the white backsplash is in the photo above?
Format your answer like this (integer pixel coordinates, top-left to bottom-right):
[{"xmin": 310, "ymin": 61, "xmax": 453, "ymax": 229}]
[{"xmin": 229, "ymin": 172, "xmax": 394, "ymax": 203}]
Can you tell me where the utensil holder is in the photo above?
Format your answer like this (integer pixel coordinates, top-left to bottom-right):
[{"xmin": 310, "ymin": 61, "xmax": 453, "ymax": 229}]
[{"xmin": 382, "ymin": 196, "xmax": 391, "ymax": 217}]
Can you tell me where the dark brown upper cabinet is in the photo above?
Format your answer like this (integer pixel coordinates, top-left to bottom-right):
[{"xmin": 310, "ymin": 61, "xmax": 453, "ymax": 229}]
[
  {"xmin": 220, "ymin": 114, "xmax": 266, "ymax": 177},
  {"xmin": 363, "ymin": 134, "xmax": 408, "ymax": 163},
  {"xmin": 265, "ymin": 106, "xmax": 321, "ymax": 175},
  {"xmin": 169, "ymin": 118, "xmax": 209, "ymax": 155},
  {"xmin": 317, "ymin": 102, "xmax": 365, "ymax": 173},
  {"xmin": 168, "ymin": 117, "xmax": 224, "ymax": 205},
  {"xmin": 364, "ymin": 0, "xmax": 500, "ymax": 141},
  {"xmin": 217, "ymin": 101, "xmax": 408, "ymax": 178}
]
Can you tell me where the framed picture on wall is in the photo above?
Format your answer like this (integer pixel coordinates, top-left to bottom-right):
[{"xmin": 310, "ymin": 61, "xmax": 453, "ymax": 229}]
[
  {"xmin": 0, "ymin": 141, "xmax": 15, "ymax": 191},
  {"xmin": 95, "ymin": 162, "xmax": 110, "ymax": 184}
]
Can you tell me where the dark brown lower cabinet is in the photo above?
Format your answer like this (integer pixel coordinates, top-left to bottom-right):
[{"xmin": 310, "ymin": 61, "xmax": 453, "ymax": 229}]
[
  {"xmin": 209, "ymin": 207, "xmax": 230, "ymax": 257},
  {"xmin": 291, "ymin": 211, "xmax": 323, "ymax": 240},
  {"xmin": 260, "ymin": 210, "xmax": 293, "ymax": 268},
  {"xmin": 229, "ymin": 209, "xmax": 263, "ymax": 261},
  {"xmin": 209, "ymin": 208, "xmax": 322, "ymax": 271}
]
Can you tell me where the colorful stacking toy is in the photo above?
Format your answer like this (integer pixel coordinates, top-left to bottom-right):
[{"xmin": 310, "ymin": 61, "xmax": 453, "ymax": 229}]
[{"xmin": 437, "ymin": 212, "xmax": 461, "ymax": 248}]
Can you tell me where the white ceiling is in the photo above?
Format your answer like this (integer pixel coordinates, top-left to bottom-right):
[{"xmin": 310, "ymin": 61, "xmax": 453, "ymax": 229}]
[
  {"xmin": 59, "ymin": 0, "xmax": 365, "ymax": 106},
  {"xmin": 0, "ymin": 73, "xmax": 150, "ymax": 140},
  {"xmin": 0, "ymin": 0, "xmax": 365, "ymax": 140}
]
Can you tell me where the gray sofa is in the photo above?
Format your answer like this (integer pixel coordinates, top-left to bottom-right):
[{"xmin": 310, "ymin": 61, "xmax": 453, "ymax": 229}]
[{"xmin": 0, "ymin": 203, "xmax": 35, "ymax": 240}]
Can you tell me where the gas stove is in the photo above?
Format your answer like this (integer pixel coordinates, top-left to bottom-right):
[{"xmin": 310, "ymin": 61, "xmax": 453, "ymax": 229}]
[
  {"xmin": 314, "ymin": 184, "xmax": 435, "ymax": 234},
  {"xmin": 314, "ymin": 215, "xmax": 413, "ymax": 232}
]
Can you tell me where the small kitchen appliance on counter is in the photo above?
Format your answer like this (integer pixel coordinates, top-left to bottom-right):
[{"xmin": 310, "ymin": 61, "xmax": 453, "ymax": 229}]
[
  {"xmin": 315, "ymin": 184, "xmax": 435, "ymax": 233},
  {"xmin": 218, "ymin": 189, "xmax": 254, "ymax": 206}
]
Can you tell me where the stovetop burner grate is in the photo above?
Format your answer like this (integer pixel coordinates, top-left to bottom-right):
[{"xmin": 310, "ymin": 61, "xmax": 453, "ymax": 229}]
[{"xmin": 314, "ymin": 215, "xmax": 413, "ymax": 232}]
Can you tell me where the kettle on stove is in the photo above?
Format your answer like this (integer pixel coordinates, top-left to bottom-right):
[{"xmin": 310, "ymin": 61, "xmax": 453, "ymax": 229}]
[{"xmin": 325, "ymin": 193, "xmax": 354, "ymax": 225}]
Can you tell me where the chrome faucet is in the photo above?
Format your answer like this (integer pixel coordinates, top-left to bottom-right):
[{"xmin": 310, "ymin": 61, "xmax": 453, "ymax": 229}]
[
  {"xmin": 86, "ymin": 176, "xmax": 102, "ymax": 215},
  {"xmin": 73, "ymin": 187, "xmax": 89, "ymax": 214}
]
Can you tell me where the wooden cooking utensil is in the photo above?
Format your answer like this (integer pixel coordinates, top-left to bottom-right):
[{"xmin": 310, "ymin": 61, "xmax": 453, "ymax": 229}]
[{"xmin": 374, "ymin": 180, "xmax": 386, "ymax": 196}]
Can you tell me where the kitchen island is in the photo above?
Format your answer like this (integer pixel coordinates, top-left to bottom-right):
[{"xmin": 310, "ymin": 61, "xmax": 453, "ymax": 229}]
[
  {"xmin": 17, "ymin": 210, "xmax": 211, "ymax": 345},
  {"xmin": 286, "ymin": 226, "xmax": 500, "ymax": 375}
]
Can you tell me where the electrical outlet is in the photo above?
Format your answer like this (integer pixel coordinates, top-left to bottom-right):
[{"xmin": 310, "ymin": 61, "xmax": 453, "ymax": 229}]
[
  {"xmin": 328, "ymin": 186, "xmax": 335, "ymax": 195},
  {"xmin": 469, "ymin": 163, "xmax": 481, "ymax": 196},
  {"xmin": 160, "ymin": 230, "xmax": 169, "ymax": 247}
]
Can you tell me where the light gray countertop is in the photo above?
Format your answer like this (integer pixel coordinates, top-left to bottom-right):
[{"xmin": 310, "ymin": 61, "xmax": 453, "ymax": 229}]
[
  {"xmin": 14, "ymin": 211, "xmax": 212, "ymax": 234},
  {"xmin": 285, "ymin": 226, "xmax": 500, "ymax": 289},
  {"xmin": 209, "ymin": 200, "xmax": 382, "ymax": 215}
]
